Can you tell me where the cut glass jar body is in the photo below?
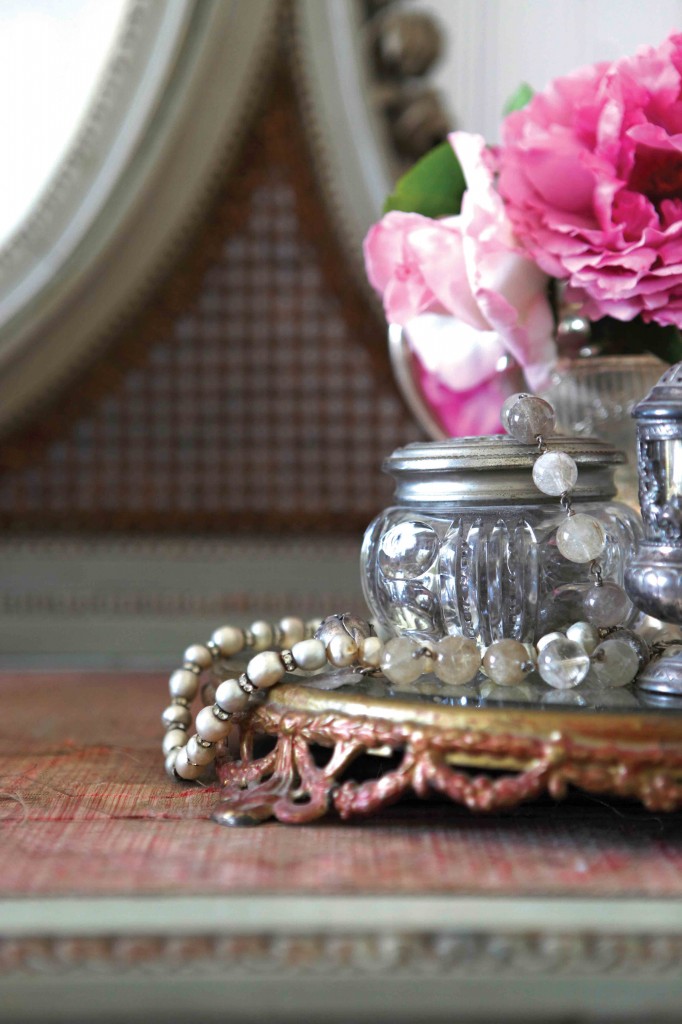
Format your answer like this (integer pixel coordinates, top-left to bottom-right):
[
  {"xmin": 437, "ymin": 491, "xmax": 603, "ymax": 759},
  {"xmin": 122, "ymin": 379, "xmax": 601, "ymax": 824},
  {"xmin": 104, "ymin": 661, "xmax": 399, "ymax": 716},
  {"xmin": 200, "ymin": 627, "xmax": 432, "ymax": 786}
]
[{"xmin": 361, "ymin": 436, "xmax": 641, "ymax": 647}]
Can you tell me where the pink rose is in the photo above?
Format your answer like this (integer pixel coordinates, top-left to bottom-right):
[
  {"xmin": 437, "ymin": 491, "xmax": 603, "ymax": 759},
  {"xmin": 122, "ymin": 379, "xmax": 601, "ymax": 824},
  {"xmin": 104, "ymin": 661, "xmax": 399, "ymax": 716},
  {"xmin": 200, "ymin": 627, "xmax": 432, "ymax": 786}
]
[
  {"xmin": 498, "ymin": 33, "xmax": 682, "ymax": 327},
  {"xmin": 363, "ymin": 133, "xmax": 556, "ymax": 433}
]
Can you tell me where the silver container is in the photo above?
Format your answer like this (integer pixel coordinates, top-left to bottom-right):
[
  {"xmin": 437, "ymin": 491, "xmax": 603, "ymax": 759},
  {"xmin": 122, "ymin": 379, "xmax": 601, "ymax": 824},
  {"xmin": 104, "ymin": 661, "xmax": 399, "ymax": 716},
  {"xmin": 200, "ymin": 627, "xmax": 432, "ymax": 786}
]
[{"xmin": 361, "ymin": 435, "xmax": 641, "ymax": 647}]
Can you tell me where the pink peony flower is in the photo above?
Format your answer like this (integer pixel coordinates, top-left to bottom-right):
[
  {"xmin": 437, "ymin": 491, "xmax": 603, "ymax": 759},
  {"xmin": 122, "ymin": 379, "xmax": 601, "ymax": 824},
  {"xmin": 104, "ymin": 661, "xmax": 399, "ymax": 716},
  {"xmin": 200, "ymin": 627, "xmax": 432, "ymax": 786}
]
[
  {"xmin": 498, "ymin": 33, "xmax": 682, "ymax": 327},
  {"xmin": 363, "ymin": 133, "xmax": 556, "ymax": 437}
]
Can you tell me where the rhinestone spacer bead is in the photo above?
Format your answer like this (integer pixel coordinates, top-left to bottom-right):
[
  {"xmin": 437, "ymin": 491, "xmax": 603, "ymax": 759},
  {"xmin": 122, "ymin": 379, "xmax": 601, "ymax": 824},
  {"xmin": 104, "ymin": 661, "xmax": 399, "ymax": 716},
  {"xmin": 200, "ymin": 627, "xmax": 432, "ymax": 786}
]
[
  {"xmin": 238, "ymin": 673, "xmax": 255, "ymax": 695},
  {"xmin": 182, "ymin": 662, "xmax": 202, "ymax": 675},
  {"xmin": 212, "ymin": 704, "xmax": 231, "ymax": 721},
  {"xmin": 280, "ymin": 649, "xmax": 296, "ymax": 672}
]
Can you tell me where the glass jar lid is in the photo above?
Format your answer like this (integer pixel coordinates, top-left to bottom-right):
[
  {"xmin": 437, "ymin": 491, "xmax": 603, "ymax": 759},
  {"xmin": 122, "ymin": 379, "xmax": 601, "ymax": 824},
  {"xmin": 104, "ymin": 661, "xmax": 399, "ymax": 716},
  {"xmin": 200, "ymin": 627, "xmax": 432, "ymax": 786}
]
[{"xmin": 384, "ymin": 435, "xmax": 624, "ymax": 505}]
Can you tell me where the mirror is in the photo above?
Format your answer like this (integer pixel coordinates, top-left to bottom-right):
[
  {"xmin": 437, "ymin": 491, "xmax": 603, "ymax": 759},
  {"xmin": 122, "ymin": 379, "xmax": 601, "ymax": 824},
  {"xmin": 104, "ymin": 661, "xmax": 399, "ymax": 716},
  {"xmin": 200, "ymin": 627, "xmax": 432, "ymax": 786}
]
[
  {"xmin": 0, "ymin": 0, "xmax": 278, "ymax": 436},
  {"xmin": 0, "ymin": 0, "xmax": 128, "ymax": 245}
]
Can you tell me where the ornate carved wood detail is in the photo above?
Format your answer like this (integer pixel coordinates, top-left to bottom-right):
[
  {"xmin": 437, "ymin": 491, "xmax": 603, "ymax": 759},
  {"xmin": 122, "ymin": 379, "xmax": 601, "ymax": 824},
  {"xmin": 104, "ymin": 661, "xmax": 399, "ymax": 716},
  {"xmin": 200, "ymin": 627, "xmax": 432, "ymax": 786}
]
[{"xmin": 0, "ymin": 58, "xmax": 419, "ymax": 533}]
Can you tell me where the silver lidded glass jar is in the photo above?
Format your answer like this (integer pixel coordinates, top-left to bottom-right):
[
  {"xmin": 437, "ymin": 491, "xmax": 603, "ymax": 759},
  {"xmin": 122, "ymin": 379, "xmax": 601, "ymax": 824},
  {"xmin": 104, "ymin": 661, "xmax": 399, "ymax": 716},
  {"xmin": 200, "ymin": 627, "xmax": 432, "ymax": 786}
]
[{"xmin": 361, "ymin": 436, "xmax": 642, "ymax": 648}]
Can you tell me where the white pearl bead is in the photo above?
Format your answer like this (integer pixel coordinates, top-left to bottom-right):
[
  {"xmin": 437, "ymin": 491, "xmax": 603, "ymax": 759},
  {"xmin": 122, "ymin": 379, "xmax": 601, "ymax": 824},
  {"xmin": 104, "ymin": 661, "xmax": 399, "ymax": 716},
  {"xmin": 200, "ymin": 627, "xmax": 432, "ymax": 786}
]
[
  {"xmin": 291, "ymin": 638, "xmax": 327, "ymax": 671},
  {"xmin": 532, "ymin": 451, "xmax": 578, "ymax": 496},
  {"xmin": 161, "ymin": 704, "xmax": 191, "ymax": 729},
  {"xmin": 248, "ymin": 650, "xmax": 286, "ymax": 689},
  {"xmin": 307, "ymin": 618, "xmax": 323, "ymax": 638},
  {"xmin": 556, "ymin": 513, "xmax": 606, "ymax": 563},
  {"xmin": 168, "ymin": 668, "xmax": 199, "ymax": 701},
  {"xmin": 249, "ymin": 620, "xmax": 274, "ymax": 652},
  {"xmin": 279, "ymin": 616, "xmax": 306, "ymax": 648},
  {"xmin": 211, "ymin": 625, "xmax": 245, "ymax": 657},
  {"xmin": 380, "ymin": 637, "xmax": 430, "ymax": 685},
  {"xmin": 215, "ymin": 678, "xmax": 250, "ymax": 713},
  {"xmin": 165, "ymin": 750, "xmax": 180, "ymax": 779},
  {"xmin": 537, "ymin": 637, "xmax": 590, "ymax": 689},
  {"xmin": 482, "ymin": 639, "xmax": 531, "ymax": 686},
  {"xmin": 435, "ymin": 636, "xmax": 480, "ymax": 684},
  {"xmin": 196, "ymin": 705, "xmax": 232, "ymax": 742},
  {"xmin": 175, "ymin": 746, "xmax": 204, "ymax": 780},
  {"xmin": 591, "ymin": 639, "xmax": 639, "ymax": 687},
  {"xmin": 162, "ymin": 727, "xmax": 188, "ymax": 756},
  {"xmin": 326, "ymin": 634, "xmax": 358, "ymax": 667},
  {"xmin": 359, "ymin": 635, "xmax": 383, "ymax": 668},
  {"xmin": 566, "ymin": 621, "xmax": 600, "ymax": 655},
  {"xmin": 536, "ymin": 631, "xmax": 565, "ymax": 652},
  {"xmin": 187, "ymin": 734, "xmax": 216, "ymax": 766},
  {"xmin": 183, "ymin": 644, "xmax": 212, "ymax": 670}
]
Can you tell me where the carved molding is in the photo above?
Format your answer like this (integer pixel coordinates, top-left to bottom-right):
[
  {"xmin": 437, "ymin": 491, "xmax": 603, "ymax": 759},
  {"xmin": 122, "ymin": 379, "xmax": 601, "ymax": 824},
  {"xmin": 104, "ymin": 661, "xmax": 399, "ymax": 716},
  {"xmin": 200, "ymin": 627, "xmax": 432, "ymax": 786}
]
[{"xmin": 2, "ymin": 930, "xmax": 682, "ymax": 977}]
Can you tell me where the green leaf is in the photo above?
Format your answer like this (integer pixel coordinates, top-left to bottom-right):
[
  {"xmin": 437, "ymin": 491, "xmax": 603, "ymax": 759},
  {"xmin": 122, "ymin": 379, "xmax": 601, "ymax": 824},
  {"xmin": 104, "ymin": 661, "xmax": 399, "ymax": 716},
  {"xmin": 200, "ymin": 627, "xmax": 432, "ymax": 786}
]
[
  {"xmin": 503, "ymin": 81, "xmax": 534, "ymax": 116},
  {"xmin": 383, "ymin": 142, "xmax": 466, "ymax": 219}
]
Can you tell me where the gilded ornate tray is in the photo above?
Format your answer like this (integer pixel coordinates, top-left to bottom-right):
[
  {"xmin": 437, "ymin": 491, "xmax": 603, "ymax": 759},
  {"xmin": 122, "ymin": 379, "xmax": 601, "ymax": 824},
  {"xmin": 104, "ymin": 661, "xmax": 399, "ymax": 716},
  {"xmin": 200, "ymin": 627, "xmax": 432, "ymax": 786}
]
[{"xmin": 212, "ymin": 671, "xmax": 682, "ymax": 825}]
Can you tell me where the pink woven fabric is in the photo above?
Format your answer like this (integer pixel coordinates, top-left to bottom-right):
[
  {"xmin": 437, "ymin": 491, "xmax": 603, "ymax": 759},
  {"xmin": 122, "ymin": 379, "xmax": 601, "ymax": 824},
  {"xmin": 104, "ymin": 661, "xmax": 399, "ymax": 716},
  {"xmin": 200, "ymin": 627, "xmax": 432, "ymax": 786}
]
[{"xmin": 1, "ymin": 673, "xmax": 682, "ymax": 898}]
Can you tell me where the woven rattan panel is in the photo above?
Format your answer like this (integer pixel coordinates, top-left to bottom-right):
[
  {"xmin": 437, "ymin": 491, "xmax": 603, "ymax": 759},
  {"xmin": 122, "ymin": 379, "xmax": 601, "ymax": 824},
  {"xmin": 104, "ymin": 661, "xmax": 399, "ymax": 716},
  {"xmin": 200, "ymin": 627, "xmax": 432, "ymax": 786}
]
[{"xmin": 0, "ymin": 71, "xmax": 420, "ymax": 534}]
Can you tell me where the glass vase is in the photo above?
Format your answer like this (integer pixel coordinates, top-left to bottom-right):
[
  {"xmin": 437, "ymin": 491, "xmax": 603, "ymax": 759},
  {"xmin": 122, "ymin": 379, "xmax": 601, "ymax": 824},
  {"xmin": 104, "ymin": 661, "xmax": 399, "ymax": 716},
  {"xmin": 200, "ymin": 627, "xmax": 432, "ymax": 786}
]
[{"xmin": 539, "ymin": 353, "xmax": 666, "ymax": 508}]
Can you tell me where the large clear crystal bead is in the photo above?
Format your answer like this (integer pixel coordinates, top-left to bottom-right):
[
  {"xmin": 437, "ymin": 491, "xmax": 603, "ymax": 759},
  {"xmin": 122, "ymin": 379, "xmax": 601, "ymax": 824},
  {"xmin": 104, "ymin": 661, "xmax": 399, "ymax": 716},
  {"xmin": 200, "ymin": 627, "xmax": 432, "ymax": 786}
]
[
  {"xmin": 482, "ymin": 639, "xmax": 531, "ymax": 686},
  {"xmin": 590, "ymin": 638, "xmax": 639, "ymax": 687},
  {"xmin": 380, "ymin": 637, "xmax": 430, "ymax": 685},
  {"xmin": 434, "ymin": 636, "xmax": 481, "ymax": 684},
  {"xmin": 532, "ymin": 451, "xmax": 578, "ymax": 496},
  {"xmin": 566, "ymin": 621, "xmax": 601, "ymax": 654},
  {"xmin": 583, "ymin": 581, "xmax": 632, "ymax": 628},
  {"xmin": 537, "ymin": 637, "xmax": 590, "ymax": 689},
  {"xmin": 501, "ymin": 394, "xmax": 556, "ymax": 444},
  {"xmin": 556, "ymin": 513, "xmax": 606, "ymax": 563}
]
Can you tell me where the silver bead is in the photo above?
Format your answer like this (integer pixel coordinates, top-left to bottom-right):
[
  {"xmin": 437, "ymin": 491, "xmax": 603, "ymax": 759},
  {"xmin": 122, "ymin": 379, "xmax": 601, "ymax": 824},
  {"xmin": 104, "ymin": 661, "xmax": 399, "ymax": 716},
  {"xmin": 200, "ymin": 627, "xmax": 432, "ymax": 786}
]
[
  {"xmin": 168, "ymin": 668, "xmax": 199, "ymax": 701},
  {"xmin": 314, "ymin": 613, "xmax": 374, "ymax": 647}
]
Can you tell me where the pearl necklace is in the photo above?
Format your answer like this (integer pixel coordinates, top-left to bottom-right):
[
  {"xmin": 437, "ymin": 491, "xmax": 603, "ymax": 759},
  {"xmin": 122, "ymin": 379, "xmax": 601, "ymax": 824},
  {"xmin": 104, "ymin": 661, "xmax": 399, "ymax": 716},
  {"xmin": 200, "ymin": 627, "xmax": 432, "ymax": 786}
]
[{"xmin": 162, "ymin": 612, "xmax": 647, "ymax": 783}]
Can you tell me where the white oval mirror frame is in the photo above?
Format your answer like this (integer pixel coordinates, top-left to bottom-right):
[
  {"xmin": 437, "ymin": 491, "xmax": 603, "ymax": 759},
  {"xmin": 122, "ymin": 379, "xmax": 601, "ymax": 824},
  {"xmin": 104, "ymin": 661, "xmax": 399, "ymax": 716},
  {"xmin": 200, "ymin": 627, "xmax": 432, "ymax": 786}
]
[{"xmin": 0, "ymin": 0, "xmax": 277, "ymax": 436}]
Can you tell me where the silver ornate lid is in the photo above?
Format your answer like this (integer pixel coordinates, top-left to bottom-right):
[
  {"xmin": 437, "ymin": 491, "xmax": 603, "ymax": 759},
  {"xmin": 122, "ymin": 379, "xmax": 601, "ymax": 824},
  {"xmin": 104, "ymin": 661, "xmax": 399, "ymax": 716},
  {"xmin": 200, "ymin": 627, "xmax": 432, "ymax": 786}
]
[
  {"xmin": 384, "ymin": 435, "xmax": 625, "ymax": 505},
  {"xmin": 632, "ymin": 361, "xmax": 682, "ymax": 421}
]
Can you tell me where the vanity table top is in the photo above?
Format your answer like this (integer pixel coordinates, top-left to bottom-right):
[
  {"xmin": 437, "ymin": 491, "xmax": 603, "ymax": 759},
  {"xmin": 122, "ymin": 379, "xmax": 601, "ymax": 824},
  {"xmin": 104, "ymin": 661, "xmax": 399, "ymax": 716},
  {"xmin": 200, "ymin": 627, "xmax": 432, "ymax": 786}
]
[{"xmin": 2, "ymin": 672, "xmax": 682, "ymax": 1022}]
